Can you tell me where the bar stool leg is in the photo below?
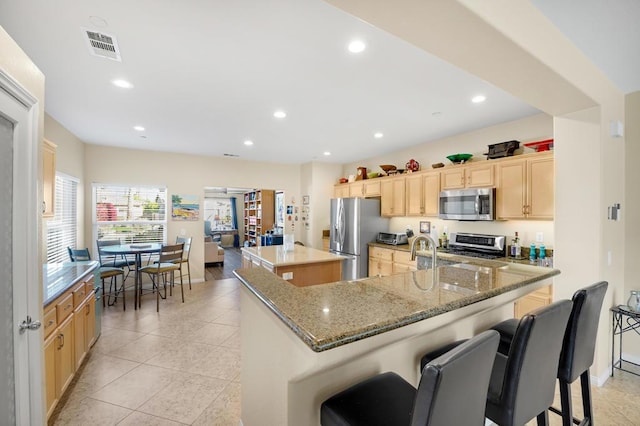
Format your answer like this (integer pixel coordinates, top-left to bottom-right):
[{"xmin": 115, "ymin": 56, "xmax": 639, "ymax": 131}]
[
  {"xmin": 537, "ymin": 410, "xmax": 550, "ymax": 426},
  {"xmin": 559, "ymin": 380, "xmax": 573, "ymax": 426},
  {"xmin": 580, "ymin": 370, "xmax": 594, "ymax": 425}
]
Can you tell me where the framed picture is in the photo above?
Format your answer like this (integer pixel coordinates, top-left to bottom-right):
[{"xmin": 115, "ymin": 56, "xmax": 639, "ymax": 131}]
[
  {"xmin": 302, "ymin": 195, "xmax": 310, "ymax": 205},
  {"xmin": 420, "ymin": 221, "xmax": 431, "ymax": 234},
  {"xmin": 172, "ymin": 194, "xmax": 200, "ymax": 221}
]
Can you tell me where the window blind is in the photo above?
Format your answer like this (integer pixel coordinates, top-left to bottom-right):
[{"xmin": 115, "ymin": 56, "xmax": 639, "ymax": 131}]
[
  {"xmin": 46, "ymin": 174, "xmax": 78, "ymax": 263},
  {"xmin": 93, "ymin": 184, "xmax": 167, "ymax": 245}
]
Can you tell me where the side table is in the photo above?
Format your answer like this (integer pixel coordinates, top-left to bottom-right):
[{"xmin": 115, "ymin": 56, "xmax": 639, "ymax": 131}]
[{"xmin": 611, "ymin": 305, "xmax": 640, "ymax": 376}]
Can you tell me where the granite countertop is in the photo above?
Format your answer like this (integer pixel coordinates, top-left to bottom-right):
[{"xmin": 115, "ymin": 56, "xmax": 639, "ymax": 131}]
[
  {"xmin": 234, "ymin": 260, "xmax": 560, "ymax": 352},
  {"xmin": 241, "ymin": 245, "xmax": 345, "ymax": 267},
  {"xmin": 43, "ymin": 261, "xmax": 100, "ymax": 307}
]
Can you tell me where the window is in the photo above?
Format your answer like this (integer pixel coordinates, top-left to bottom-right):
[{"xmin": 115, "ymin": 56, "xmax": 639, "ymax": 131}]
[
  {"xmin": 93, "ymin": 184, "xmax": 167, "ymax": 245},
  {"xmin": 46, "ymin": 173, "xmax": 78, "ymax": 263}
]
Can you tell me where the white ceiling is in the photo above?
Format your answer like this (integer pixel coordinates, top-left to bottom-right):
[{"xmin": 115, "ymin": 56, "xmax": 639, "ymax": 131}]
[{"xmin": 1, "ymin": 1, "xmax": 638, "ymax": 165}]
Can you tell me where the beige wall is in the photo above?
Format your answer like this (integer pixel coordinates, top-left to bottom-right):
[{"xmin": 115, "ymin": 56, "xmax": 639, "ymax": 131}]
[
  {"xmin": 624, "ymin": 91, "xmax": 640, "ymax": 359},
  {"xmin": 83, "ymin": 144, "xmax": 305, "ymax": 282},
  {"xmin": 43, "ymin": 114, "xmax": 86, "ymax": 250}
]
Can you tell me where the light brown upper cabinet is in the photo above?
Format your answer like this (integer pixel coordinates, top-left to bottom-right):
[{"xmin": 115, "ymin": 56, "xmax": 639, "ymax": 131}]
[
  {"xmin": 496, "ymin": 152, "xmax": 554, "ymax": 220},
  {"xmin": 405, "ymin": 170, "xmax": 440, "ymax": 217},
  {"xmin": 42, "ymin": 139, "xmax": 57, "ymax": 218},
  {"xmin": 334, "ymin": 184, "xmax": 350, "ymax": 198},
  {"xmin": 440, "ymin": 163, "xmax": 494, "ymax": 190},
  {"xmin": 381, "ymin": 176, "xmax": 406, "ymax": 217}
]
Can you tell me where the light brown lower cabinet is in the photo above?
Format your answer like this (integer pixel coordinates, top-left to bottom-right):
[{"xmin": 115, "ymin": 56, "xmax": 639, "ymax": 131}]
[
  {"xmin": 44, "ymin": 276, "xmax": 96, "ymax": 419},
  {"xmin": 514, "ymin": 285, "xmax": 552, "ymax": 318}
]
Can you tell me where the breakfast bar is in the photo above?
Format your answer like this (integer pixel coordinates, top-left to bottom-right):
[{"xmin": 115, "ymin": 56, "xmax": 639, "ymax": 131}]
[{"xmin": 234, "ymin": 260, "xmax": 560, "ymax": 425}]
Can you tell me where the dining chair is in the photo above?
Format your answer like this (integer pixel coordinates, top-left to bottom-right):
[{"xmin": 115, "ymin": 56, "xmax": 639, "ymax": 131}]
[
  {"xmin": 175, "ymin": 236, "xmax": 192, "ymax": 289},
  {"xmin": 96, "ymin": 239, "xmax": 135, "ymax": 279},
  {"xmin": 138, "ymin": 243, "xmax": 184, "ymax": 312},
  {"xmin": 67, "ymin": 247, "xmax": 126, "ymax": 310},
  {"xmin": 321, "ymin": 330, "xmax": 500, "ymax": 426}
]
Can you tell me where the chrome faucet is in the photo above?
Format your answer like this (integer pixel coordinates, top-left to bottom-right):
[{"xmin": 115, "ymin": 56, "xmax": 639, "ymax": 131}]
[
  {"xmin": 410, "ymin": 234, "xmax": 438, "ymax": 263},
  {"xmin": 410, "ymin": 233, "xmax": 439, "ymax": 287}
]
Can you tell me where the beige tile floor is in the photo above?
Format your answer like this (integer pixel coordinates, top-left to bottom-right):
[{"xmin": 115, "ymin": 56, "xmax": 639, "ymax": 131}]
[
  {"xmin": 50, "ymin": 278, "xmax": 242, "ymax": 426},
  {"xmin": 51, "ymin": 276, "xmax": 640, "ymax": 425}
]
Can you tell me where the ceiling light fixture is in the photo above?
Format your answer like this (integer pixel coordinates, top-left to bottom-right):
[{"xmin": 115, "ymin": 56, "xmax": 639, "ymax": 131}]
[
  {"xmin": 374, "ymin": 132, "xmax": 384, "ymax": 139},
  {"xmin": 324, "ymin": 151, "xmax": 331, "ymax": 156},
  {"xmin": 112, "ymin": 79, "xmax": 133, "ymax": 89},
  {"xmin": 348, "ymin": 40, "xmax": 366, "ymax": 53},
  {"xmin": 244, "ymin": 140, "xmax": 254, "ymax": 146},
  {"xmin": 471, "ymin": 95, "xmax": 486, "ymax": 103},
  {"xmin": 273, "ymin": 110, "xmax": 287, "ymax": 119},
  {"xmin": 133, "ymin": 125, "xmax": 145, "ymax": 131}
]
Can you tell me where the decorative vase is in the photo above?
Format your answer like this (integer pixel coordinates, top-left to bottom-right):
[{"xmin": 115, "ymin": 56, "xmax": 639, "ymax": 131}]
[{"xmin": 627, "ymin": 290, "xmax": 640, "ymax": 312}]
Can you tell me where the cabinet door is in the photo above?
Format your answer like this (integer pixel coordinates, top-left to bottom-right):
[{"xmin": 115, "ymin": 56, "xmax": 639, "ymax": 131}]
[
  {"xmin": 334, "ymin": 185, "xmax": 350, "ymax": 198},
  {"xmin": 380, "ymin": 179, "xmax": 394, "ymax": 216},
  {"xmin": 527, "ymin": 156, "xmax": 554, "ymax": 219},
  {"xmin": 73, "ymin": 303, "xmax": 86, "ymax": 370},
  {"xmin": 440, "ymin": 168, "xmax": 465, "ymax": 190},
  {"xmin": 496, "ymin": 159, "xmax": 526, "ymax": 219},
  {"xmin": 405, "ymin": 174, "xmax": 424, "ymax": 216},
  {"xmin": 466, "ymin": 164, "xmax": 494, "ymax": 187},
  {"xmin": 362, "ymin": 180, "xmax": 381, "ymax": 197},
  {"xmin": 391, "ymin": 177, "xmax": 406, "ymax": 216},
  {"xmin": 57, "ymin": 315, "xmax": 75, "ymax": 398},
  {"xmin": 42, "ymin": 139, "xmax": 56, "ymax": 217},
  {"xmin": 349, "ymin": 182, "xmax": 364, "ymax": 197},
  {"xmin": 368, "ymin": 258, "xmax": 393, "ymax": 277},
  {"xmin": 44, "ymin": 333, "xmax": 58, "ymax": 419},
  {"xmin": 85, "ymin": 294, "xmax": 96, "ymax": 348},
  {"xmin": 423, "ymin": 172, "xmax": 440, "ymax": 216}
]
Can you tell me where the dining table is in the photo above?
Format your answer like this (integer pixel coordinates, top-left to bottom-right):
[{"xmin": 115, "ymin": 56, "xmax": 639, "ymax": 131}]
[{"xmin": 99, "ymin": 242, "xmax": 162, "ymax": 309}]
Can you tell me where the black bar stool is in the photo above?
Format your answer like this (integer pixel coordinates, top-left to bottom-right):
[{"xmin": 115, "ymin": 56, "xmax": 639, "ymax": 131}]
[
  {"xmin": 492, "ymin": 281, "xmax": 608, "ymax": 426},
  {"xmin": 320, "ymin": 330, "xmax": 499, "ymax": 426},
  {"xmin": 420, "ymin": 299, "xmax": 572, "ymax": 426}
]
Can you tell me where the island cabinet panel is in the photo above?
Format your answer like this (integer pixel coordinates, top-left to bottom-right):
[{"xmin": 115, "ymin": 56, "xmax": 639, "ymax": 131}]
[
  {"xmin": 380, "ymin": 176, "xmax": 406, "ymax": 217},
  {"xmin": 496, "ymin": 153, "xmax": 554, "ymax": 220},
  {"xmin": 275, "ymin": 262, "xmax": 341, "ymax": 287},
  {"xmin": 514, "ymin": 285, "xmax": 553, "ymax": 318}
]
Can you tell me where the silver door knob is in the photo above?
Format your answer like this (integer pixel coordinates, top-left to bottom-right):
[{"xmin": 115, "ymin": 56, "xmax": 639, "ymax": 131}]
[{"xmin": 19, "ymin": 316, "xmax": 41, "ymax": 333}]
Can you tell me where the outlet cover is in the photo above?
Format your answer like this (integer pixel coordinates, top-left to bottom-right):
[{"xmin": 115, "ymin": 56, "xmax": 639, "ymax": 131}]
[
  {"xmin": 536, "ymin": 232, "xmax": 544, "ymax": 242},
  {"xmin": 282, "ymin": 272, "xmax": 293, "ymax": 280}
]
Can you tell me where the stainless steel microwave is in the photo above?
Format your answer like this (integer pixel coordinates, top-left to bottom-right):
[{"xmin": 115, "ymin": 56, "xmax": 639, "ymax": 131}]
[{"xmin": 439, "ymin": 188, "xmax": 496, "ymax": 221}]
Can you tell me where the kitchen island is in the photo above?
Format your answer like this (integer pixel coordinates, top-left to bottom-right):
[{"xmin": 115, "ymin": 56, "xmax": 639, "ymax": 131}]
[
  {"xmin": 241, "ymin": 244, "xmax": 344, "ymax": 286},
  {"xmin": 234, "ymin": 260, "xmax": 560, "ymax": 425}
]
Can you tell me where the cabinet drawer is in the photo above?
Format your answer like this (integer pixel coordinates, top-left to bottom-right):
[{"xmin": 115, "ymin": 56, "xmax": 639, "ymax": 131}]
[
  {"xmin": 369, "ymin": 246, "xmax": 393, "ymax": 261},
  {"xmin": 73, "ymin": 282, "xmax": 89, "ymax": 307},
  {"xmin": 393, "ymin": 250, "xmax": 414, "ymax": 265},
  {"xmin": 56, "ymin": 293, "xmax": 74, "ymax": 323},
  {"xmin": 393, "ymin": 263, "xmax": 416, "ymax": 273},
  {"xmin": 43, "ymin": 307, "xmax": 57, "ymax": 339}
]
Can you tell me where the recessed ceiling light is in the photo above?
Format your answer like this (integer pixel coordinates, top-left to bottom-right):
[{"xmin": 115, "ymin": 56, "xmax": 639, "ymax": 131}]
[
  {"xmin": 112, "ymin": 79, "xmax": 133, "ymax": 89},
  {"xmin": 471, "ymin": 95, "xmax": 486, "ymax": 103},
  {"xmin": 348, "ymin": 40, "xmax": 366, "ymax": 53},
  {"xmin": 133, "ymin": 125, "xmax": 145, "ymax": 132},
  {"xmin": 244, "ymin": 140, "xmax": 254, "ymax": 146},
  {"xmin": 324, "ymin": 151, "xmax": 331, "ymax": 156},
  {"xmin": 273, "ymin": 110, "xmax": 287, "ymax": 119},
  {"xmin": 374, "ymin": 132, "xmax": 384, "ymax": 139}
]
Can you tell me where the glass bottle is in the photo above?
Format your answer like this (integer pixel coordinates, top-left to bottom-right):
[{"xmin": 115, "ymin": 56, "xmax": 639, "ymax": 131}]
[
  {"xmin": 514, "ymin": 232, "xmax": 521, "ymax": 258},
  {"xmin": 627, "ymin": 290, "xmax": 640, "ymax": 313}
]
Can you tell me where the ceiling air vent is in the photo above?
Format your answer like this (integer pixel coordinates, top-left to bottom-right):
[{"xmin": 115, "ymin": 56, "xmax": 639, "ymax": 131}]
[
  {"xmin": 82, "ymin": 28, "xmax": 121, "ymax": 61},
  {"xmin": 223, "ymin": 153, "xmax": 240, "ymax": 158}
]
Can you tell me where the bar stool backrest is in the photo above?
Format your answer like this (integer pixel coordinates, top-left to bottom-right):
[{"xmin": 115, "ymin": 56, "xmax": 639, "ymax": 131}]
[
  {"xmin": 558, "ymin": 281, "xmax": 608, "ymax": 382},
  {"xmin": 411, "ymin": 330, "xmax": 499, "ymax": 426}
]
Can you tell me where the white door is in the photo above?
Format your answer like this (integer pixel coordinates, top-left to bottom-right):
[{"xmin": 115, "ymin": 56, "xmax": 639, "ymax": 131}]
[{"xmin": 0, "ymin": 70, "xmax": 44, "ymax": 424}]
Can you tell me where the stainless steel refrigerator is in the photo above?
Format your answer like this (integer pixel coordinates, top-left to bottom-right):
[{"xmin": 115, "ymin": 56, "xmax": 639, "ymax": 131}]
[{"xmin": 330, "ymin": 197, "xmax": 389, "ymax": 280}]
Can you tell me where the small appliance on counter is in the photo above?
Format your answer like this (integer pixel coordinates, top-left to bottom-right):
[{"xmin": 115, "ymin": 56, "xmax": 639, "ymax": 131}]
[
  {"xmin": 376, "ymin": 232, "xmax": 408, "ymax": 246},
  {"xmin": 445, "ymin": 232, "xmax": 506, "ymax": 259}
]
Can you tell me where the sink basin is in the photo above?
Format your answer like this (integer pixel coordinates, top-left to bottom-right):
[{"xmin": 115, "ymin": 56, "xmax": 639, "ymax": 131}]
[{"xmin": 416, "ymin": 255, "xmax": 462, "ymax": 270}]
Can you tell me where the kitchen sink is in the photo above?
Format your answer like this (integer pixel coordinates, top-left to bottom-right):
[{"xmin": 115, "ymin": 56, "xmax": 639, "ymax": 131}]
[{"xmin": 416, "ymin": 255, "xmax": 463, "ymax": 270}]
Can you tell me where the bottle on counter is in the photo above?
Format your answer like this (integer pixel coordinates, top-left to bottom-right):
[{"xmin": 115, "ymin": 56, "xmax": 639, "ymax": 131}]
[
  {"xmin": 538, "ymin": 244, "xmax": 546, "ymax": 266},
  {"xmin": 529, "ymin": 243, "xmax": 536, "ymax": 263},
  {"xmin": 514, "ymin": 232, "xmax": 521, "ymax": 258},
  {"xmin": 441, "ymin": 229, "xmax": 448, "ymax": 249}
]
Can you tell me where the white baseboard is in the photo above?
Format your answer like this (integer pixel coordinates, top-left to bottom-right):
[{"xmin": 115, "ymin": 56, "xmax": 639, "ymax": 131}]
[{"xmin": 595, "ymin": 351, "xmax": 640, "ymax": 387}]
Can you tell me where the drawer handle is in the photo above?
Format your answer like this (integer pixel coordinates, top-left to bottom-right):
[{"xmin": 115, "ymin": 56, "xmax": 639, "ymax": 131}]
[{"xmin": 47, "ymin": 319, "xmax": 55, "ymax": 327}]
